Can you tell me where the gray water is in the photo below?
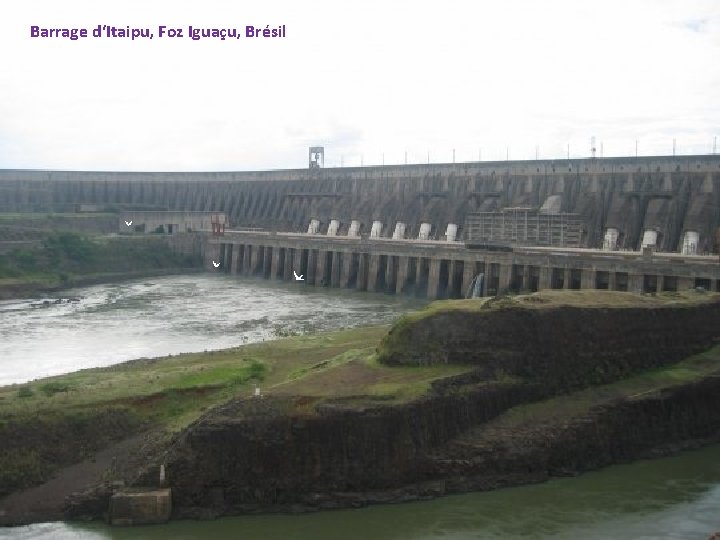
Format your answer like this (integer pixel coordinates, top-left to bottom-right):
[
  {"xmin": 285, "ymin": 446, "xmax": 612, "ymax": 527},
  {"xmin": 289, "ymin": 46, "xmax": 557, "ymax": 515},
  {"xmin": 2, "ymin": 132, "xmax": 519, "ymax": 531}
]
[
  {"xmin": 0, "ymin": 274, "xmax": 424, "ymax": 386},
  {"xmin": 2, "ymin": 274, "xmax": 720, "ymax": 539}
]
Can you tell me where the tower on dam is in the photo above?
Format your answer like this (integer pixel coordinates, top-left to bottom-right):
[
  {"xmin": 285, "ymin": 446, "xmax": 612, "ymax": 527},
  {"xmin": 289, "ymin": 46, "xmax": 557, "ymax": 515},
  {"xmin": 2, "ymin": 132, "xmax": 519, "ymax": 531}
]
[{"xmin": 1, "ymin": 154, "xmax": 719, "ymax": 298}]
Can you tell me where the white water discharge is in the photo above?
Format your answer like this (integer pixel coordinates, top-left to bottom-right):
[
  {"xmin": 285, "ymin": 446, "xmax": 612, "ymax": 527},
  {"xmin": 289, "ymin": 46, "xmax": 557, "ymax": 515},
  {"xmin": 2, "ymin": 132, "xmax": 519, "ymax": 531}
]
[{"xmin": 0, "ymin": 274, "xmax": 424, "ymax": 386}]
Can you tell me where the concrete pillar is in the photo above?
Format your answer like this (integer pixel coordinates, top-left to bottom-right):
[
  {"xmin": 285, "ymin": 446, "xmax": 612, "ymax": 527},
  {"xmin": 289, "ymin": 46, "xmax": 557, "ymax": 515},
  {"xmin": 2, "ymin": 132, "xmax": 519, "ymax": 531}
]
[
  {"xmin": 231, "ymin": 244, "xmax": 241, "ymax": 275},
  {"xmin": 609, "ymin": 271, "xmax": 617, "ymax": 291},
  {"xmin": 263, "ymin": 247, "xmax": 272, "ymax": 278},
  {"xmin": 581, "ymin": 268, "xmax": 595, "ymax": 290},
  {"xmin": 234, "ymin": 244, "xmax": 244, "ymax": 274},
  {"xmin": 357, "ymin": 253, "xmax": 369, "ymax": 291},
  {"xmin": 415, "ymin": 257, "xmax": 424, "ymax": 288},
  {"xmin": 461, "ymin": 260, "xmax": 476, "ymax": 298},
  {"xmin": 396, "ymin": 256, "xmax": 410, "ymax": 295},
  {"xmin": 628, "ymin": 274, "xmax": 643, "ymax": 293},
  {"xmin": 306, "ymin": 249, "xmax": 318, "ymax": 285},
  {"xmin": 315, "ymin": 250, "xmax": 328, "ymax": 285},
  {"xmin": 522, "ymin": 265, "xmax": 531, "ymax": 290},
  {"xmin": 270, "ymin": 248, "xmax": 281, "ymax": 280},
  {"xmin": 331, "ymin": 251, "xmax": 341, "ymax": 287},
  {"xmin": 499, "ymin": 264, "xmax": 512, "ymax": 293},
  {"xmin": 283, "ymin": 248, "xmax": 293, "ymax": 280},
  {"xmin": 367, "ymin": 254, "xmax": 380, "ymax": 292},
  {"xmin": 339, "ymin": 252, "xmax": 353, "ymax": 288},
  {"xmin": 385, "ymin": 256, "xmax": 397, "ymax": 293},
  {"xmin": 250, "ymin": 246, "xmax": 262, "ymax": 275},
  {"xmin": 677, "ymin": 276, "xmax": 694, "ymax": 290},
  {"xmin": 657, "ymin": 274, "xmax": 665, "ymax": 292},
  {"xmin": 538, "ymin": 266, "xmax": 551, "ymax": 290},
  {"xmin": 236, "ymin": 245, "xmax": 244, "ymax": 274},
  {"xmin": 293, "ymin": 248, "xmax": 303, "ymax": 279},
  {"xmin": 243, "ymin": 245, "xmax": 252, "ymax": 274},
  {"xmin": 206, "ymin": 243, "xmax": 220, "ymax": 270},
  {"xmin": 427, "ymin": 258, "xmax": 442, "ymax": 299},
  {"xmin": 447, "ymin": 260, "xmax": 458, "ymax": 296}
]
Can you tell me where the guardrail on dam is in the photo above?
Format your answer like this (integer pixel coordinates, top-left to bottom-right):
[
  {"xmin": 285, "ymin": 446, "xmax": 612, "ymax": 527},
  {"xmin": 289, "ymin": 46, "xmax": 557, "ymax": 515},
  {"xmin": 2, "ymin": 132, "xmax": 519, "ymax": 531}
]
[{"xmin": 2, "ymin": 154, "xmax": 719, "ymax": 253}]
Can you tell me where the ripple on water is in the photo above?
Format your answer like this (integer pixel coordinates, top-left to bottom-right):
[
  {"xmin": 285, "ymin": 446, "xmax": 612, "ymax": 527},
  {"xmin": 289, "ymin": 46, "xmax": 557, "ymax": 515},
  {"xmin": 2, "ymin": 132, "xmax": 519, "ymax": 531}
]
[{"xmin": 0, "ymin": 274, "xmax": 424, "ymax": 386}]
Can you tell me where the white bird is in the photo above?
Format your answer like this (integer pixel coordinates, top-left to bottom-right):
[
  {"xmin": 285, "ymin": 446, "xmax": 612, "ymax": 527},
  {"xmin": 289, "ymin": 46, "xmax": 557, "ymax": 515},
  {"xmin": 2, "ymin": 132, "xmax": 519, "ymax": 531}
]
[
  {"xmin": 293, "ymin": 271, "xmax": 304, "ymax": 281},
  {"xmin": 212, "ymin": 261, "xmax": 220, "ymax": 268},
  {"xmin": 125, "ymin": 220, "xmax": 132, "ymax": 226}
]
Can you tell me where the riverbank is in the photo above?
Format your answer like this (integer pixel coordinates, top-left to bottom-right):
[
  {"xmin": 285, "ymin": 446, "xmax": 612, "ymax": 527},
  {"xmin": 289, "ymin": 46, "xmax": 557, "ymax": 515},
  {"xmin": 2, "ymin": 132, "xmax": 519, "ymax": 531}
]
[
  {"xmin": 1, "ymin": 290, "xmax": 719, "ymax": 526},
  {"xmin": 0, "ymin": 267, "xmax": 206, "ymax": 300},
  {"xmin": 0, "ymin": 232, "xmax": 201, "ymax": 300}
]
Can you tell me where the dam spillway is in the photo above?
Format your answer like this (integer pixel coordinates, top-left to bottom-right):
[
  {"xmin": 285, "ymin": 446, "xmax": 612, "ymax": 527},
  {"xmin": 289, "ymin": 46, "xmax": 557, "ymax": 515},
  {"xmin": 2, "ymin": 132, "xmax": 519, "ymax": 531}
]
[{"xmin": 205, "ymin": 231, "xmax": 720, "ymax": 299}]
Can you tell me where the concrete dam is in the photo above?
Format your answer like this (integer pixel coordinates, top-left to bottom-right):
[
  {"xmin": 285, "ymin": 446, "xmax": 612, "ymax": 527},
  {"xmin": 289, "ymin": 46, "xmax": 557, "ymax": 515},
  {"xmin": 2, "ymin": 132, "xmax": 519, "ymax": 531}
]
[{"xmin": 1, "ymin": 155, "xmax": 719, "ymax": 298}]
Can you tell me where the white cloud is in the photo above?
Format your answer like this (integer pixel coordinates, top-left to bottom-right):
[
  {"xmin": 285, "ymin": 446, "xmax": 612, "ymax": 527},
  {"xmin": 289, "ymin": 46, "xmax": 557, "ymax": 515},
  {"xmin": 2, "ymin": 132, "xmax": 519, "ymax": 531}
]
[{"xmin": 0, "ymin": 0, "xmax": 718, "ymax": 170}]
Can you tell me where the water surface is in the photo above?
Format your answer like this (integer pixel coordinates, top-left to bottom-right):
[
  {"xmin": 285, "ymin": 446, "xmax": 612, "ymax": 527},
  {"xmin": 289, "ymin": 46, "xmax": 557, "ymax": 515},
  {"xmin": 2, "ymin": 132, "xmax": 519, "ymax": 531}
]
[{"xmin": 0, "ymin": 274, "xmax": 424, "ymax": 386}]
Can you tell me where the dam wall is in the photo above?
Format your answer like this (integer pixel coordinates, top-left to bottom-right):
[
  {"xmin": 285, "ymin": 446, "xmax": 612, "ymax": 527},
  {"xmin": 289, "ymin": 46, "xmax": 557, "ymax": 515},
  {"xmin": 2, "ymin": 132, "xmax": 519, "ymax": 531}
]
[{"xmin": 1, "ymin": 155, "xmax": 719, "ymax": 252}]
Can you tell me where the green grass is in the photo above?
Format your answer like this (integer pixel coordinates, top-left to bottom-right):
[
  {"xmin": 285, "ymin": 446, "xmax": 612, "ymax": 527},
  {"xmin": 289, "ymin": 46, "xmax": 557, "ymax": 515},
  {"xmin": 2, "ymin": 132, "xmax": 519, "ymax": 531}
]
[
  {"xmin": 0, "ymin": 325, "xmax": 476, "ymax": 433},
  {"xmin": 0, "ymin": 327, "xmax": 380, "ymax": 422}
]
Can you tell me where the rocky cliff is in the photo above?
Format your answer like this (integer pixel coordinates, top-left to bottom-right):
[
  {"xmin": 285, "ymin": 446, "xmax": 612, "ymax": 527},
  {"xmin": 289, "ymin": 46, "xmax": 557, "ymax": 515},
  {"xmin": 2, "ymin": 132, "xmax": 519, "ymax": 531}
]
[
  {"xmin": 378, "ymin": 292, "xmax": 720, "ymax": 391},
  {"xmin": 136, "ymin": 292, "xmax": 720, "ymax": 519}
]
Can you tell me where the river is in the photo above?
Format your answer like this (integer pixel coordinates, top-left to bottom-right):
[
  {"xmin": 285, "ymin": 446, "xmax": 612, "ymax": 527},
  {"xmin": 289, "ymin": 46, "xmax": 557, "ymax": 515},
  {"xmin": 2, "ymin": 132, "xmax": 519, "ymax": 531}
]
[
  {"xmin": 0, "ymin": 274, "xmax": 424, "ymax": 386},
  {"xmin": 1, "ymin": 274, "xmax": 719, "ymax": 539}
]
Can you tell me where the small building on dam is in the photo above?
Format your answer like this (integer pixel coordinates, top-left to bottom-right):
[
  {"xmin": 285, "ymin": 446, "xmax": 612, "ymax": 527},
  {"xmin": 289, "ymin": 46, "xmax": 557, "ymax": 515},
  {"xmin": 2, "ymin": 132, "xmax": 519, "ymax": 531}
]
[{"xmin": 1, "ymin": 153, "xmax": 719, "ymax": 298}]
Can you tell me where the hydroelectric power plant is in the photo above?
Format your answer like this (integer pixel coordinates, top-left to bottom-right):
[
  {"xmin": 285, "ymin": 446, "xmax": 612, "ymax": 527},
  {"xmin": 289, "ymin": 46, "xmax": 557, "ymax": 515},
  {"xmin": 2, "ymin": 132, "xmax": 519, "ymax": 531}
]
[
  {"xmin": 3, "ymin": 153, "xmax": 720, "ymax": 534},
  {"xmin": 2, "ymin": 152, "xmax": 718, "ymax": 298}
]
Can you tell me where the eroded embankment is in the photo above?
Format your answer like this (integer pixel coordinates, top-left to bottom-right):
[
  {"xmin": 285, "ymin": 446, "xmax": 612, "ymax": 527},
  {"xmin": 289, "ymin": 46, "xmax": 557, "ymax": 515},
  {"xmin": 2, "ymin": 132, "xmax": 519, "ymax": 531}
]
[
  {"xmin": 378, "ymin": 291, "xmax": 720, "ymax": 391},
  {"xmin": 148, "ymin": 380, "xmax": 539, "ymax": 518},
  {"xmin": 125, "ymin": 291, "xmax": 720, "ymax": 519},
  {"xmin": 142, "ymin": 358, "xmax": 720, "ymax": 519}
]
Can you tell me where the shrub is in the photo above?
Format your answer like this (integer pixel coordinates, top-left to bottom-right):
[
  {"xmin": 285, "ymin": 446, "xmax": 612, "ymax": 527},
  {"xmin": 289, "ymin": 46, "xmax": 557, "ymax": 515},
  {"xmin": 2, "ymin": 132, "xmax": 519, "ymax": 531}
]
[
  {"xmin": 17, "ymin": 386, "xmax": 34, "ymax": 398},
  {"xmin": 39, "ymin": 382, "xmax": 71, "ymax": 396}
]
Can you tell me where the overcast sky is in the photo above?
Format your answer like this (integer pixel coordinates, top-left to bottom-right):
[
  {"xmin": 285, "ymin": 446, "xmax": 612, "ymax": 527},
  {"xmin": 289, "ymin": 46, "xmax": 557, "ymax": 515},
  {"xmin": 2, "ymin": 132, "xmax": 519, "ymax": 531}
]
[{"xmin": 1, "ymin": 0, "xmax": 718, "ymax": 170}]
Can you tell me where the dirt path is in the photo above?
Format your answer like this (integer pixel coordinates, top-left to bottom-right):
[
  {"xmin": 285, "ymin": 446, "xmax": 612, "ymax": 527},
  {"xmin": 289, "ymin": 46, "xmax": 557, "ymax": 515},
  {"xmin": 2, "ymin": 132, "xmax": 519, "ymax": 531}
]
[{"xmin": 0, "ymin": 433, "xmax": 151, "ymax": 526}]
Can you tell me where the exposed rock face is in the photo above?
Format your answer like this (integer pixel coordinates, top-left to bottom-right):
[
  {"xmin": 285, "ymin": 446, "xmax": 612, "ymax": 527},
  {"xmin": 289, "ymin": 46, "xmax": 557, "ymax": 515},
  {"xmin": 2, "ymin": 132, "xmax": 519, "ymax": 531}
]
[
  {"xmin": 162, "ymin": 383, "xmax": 537, "ymax": 516},
  {"xmin": 146, "ymin": 296, "xmax": 720, "ymax": 519},
  {"xmin": 429, "ymin": 375, "xmax": 720, "ymax": 490},
  {"xmin": 378, "ymin": 299, "xmax": 720, "ymax": 391},
  {"xmin": 156, "ymin": 373, "xmax": 720, "ymax": 519}
]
